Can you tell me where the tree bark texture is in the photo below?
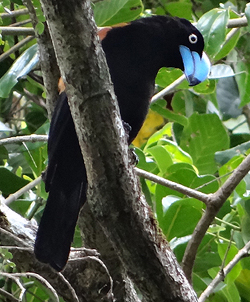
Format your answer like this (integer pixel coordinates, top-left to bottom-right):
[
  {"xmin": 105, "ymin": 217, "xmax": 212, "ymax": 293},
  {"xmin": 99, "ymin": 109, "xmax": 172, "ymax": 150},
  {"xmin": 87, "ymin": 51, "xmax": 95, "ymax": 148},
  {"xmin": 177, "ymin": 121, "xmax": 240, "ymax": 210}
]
[{"xmin": 38, "ymin": 0, "xmax": 198, "ymax": 301}]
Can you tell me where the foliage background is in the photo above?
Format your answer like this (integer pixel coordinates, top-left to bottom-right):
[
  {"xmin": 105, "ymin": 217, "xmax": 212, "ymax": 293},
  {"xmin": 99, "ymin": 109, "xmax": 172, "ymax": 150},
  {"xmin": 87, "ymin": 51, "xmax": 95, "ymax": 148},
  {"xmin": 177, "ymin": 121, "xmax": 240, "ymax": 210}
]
[{"xmin": 1, "ymin": 0, "xmax": 250, "ymax": 301}]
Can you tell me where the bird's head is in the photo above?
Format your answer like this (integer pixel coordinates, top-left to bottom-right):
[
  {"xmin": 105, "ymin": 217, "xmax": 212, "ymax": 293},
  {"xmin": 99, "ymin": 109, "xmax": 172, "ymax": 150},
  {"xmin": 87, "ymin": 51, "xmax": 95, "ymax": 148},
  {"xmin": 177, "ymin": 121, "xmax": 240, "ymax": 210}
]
[
  {"xmin": 177, "ymin": 18, "xmax": 210, "ymax": 86},
  {"xmin": 155, "ymin": 16, "xmax": 211, "ymax": 86}
]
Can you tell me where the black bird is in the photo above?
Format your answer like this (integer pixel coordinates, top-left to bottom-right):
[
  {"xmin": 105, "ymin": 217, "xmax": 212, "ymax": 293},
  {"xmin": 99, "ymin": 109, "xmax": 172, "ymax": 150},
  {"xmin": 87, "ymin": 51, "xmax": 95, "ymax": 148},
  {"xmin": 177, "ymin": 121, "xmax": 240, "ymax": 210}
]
[{"xmin": 34, "ymin": 15, "xmax": 210, "ymax": 271}]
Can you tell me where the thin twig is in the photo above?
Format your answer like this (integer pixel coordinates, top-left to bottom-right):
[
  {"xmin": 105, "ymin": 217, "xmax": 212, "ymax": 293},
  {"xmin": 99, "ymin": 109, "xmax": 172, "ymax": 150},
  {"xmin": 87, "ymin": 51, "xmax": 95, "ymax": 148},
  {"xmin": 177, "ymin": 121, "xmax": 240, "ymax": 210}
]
[
  {"xmin": 225, "ymin": 27, "xmax": 240, "ymax": 43},
  {"xmin": 0, "ymin": 272, "xmax": 26, "ymax": 300},
  {"xmin": 135, "ymin": 167, "xmax": 209, "ymax": 204},
  {"xmin": 0, "ymin": 27, "xmax": 35, "ymax": 36},
  {"xmin": 0, "ymin": 8, "xmax": 29, "ymax": 19},
  {"xmin": 227, "ymin": 16, "xmax": 248, "ymax": 28},
  {"xmin": 151, "ymin": 74, "xmax": 186, "ymax": 103},
  {"xmin": 0, "ymin": 36, "xmax": 35, "ymax": 63},
  {"xmin": 1, "ymin": 272, "xmax": 59, "ymax": 302},
  {"xmin": 56, "ymin": 273, "xmax": 79, "ymax": 302},
  {"xmin": 0, "ymin": 135, "xmax": 48, "ymax": 146},
  {"xmin": 0, "ymin": 288, "xmax": 20, "ymax": 302},
  {"xmin": 220, "ymin": 231, "xmax": 234, "ymax": 272},
  {"xmin": 4, "ymin": 176, "xmax": 42, "ymax": 205},
  {"xmin": 69, "ymin": 255, "xmax": 114, "ymax": 300},
  {"xmin": 0, "ymin": 246, "xmax": 33, "ymax": 252},
  {"xmin": 0, "ymin": 17, "xmax": 247, "ymax": 38},
  {"xmin": 199, "ymin": 240, "xmax": 250, "ymax": 302},
  {"xmin": 9, "ymin": 19, "xmax": 32, "ymax": 27}
]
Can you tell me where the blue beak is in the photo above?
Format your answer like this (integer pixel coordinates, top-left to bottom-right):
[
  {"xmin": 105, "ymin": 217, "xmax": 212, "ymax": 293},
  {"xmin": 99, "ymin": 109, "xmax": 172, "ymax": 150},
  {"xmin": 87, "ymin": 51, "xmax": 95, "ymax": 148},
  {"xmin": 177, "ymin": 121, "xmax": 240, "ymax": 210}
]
[{"xmin": 179, "ymin": 45, "xmax": 210, "ymax": 86}]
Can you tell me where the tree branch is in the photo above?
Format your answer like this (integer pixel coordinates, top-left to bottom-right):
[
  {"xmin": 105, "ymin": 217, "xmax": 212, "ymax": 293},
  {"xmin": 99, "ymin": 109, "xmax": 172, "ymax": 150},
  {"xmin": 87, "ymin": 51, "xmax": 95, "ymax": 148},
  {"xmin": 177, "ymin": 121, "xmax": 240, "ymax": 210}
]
[
  {"xmin": 0, "ymin": 8, "xmax": 29, "ymax": 19},
  {"xmin": 0, "ymin": 199, "xmax": 112, "ymax": 302},
  {"xmin": 0, "ymin": 35, "xmax": 35, "ymax": 63},
  {"xmin": 1, "ymin": 272, "xmax": 60, "ymax": 302},
  {"xmin": 182, "ymin": 153, "xmax": 250, "ymax": 282},
  {"xmin": 227, "ymin": 16, "xmax": 248, "ymax": 28},
  {"xmin": 199, "ymin": 240, "xmax": 250, "ymax": 302},
  {"xmin": 4, "ymin": 176, "xmax": 42, "ymax": 206},
  {"xmin": 135, "ymin": 167, "xmax": 209, "ymax": 204},
  {"xmin": 0, "ymin": 27, "xmax": 34, "ymax": 35},
  {"xmin": 0, "ymin": 135, "xmax": 48, "ymax": 146},
  {"xmin": 0, "ymin": 288, "xmax": 20, "ymax": 302}
]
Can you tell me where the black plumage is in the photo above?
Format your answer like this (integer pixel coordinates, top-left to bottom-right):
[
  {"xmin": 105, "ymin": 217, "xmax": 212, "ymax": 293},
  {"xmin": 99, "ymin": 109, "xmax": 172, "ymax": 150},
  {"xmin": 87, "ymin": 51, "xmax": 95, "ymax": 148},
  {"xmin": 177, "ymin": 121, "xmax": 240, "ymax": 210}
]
[{"xmin": 34, "ymin": 15, "xmax": 210, "ymax": 271}]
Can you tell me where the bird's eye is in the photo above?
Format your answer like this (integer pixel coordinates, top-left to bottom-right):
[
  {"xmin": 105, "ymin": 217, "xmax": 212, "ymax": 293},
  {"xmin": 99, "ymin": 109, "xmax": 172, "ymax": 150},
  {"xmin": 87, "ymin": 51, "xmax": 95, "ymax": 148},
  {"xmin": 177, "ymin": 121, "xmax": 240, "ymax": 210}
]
[{"xmin": 189, "ymin": 33, "xmax": 198, "ymax": 44}]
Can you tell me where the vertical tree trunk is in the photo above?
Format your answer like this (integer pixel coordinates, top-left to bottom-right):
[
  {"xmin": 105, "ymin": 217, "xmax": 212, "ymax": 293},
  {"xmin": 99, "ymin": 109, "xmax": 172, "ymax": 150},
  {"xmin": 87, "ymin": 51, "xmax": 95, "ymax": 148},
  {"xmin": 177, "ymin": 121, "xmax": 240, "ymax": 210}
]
[{"xmin": 38, "ymin": 0, "xmax": 198, "ymax": 301}]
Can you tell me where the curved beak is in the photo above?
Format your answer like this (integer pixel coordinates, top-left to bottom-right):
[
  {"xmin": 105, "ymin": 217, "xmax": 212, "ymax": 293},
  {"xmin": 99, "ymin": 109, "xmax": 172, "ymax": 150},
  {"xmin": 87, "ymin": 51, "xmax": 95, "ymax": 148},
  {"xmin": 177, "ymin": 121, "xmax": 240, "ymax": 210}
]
[{"xmin": 179, "ymin": 45, "xmax": 210, "ymax": 86}]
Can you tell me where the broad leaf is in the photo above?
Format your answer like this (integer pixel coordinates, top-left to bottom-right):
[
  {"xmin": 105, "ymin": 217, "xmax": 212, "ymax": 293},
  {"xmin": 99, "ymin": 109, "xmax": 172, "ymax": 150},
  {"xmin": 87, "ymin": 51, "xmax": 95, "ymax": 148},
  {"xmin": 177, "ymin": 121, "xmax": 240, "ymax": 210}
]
[
  {"xmin": 209, "ymin": 64, "xmax": 236, "ymax": 79},
  {"xmin": 0, "ymin": 44, "xmax": 38, "ymax": 98},
  {"xmin": 179, "ymin": 113, "xmax": 230, "ymax": 174},
  {"xmin": 197, "ymin": 8, "xmax": 229, "ymax": 59},
  {"xmin": 93, "ymin": 0, "xmax": 143, "ymax": 26},
  {"xmin": 215, "ymin": 142, "xmax": 250, "ymax": 166},
  {"xmin": 160, "ymin": 197, "xmax": 202, "ymax": 240},
  {"xmin": 147, "ymin": 145, "xmax": 173, "ymax": 175},
  {"xmin": 235, "ymin": 60, "xmax": 250, "ymax": 107},
  {"xmin": 216, "ymin": 77, "xmax": 242, "ymax": 119},
  {"xmin": 0, "ymin": 167, "xmax": 29, "ymax": 196}
]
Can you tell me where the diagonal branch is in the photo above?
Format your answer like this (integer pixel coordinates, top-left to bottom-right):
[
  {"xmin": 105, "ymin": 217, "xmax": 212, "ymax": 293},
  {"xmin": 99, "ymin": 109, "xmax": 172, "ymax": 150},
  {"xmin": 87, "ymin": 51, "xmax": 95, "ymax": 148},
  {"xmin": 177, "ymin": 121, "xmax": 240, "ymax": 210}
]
[
  {"xmin": 199, "ymin": 240, "xmax": 250, "ymax": 302},
  {"xmin": 182, "ymin": 153, "xmax": 250, "ymax": 282}
]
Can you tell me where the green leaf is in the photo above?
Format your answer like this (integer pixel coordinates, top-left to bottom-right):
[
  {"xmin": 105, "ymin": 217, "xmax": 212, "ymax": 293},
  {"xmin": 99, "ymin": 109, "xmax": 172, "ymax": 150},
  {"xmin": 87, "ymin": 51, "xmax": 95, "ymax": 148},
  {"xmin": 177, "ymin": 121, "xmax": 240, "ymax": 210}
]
[
  {"xmin": 209, "ymin": 64, "xmax": 236, "ymax": 79},
  {"xmin": 235, "ymin": 60, "xmax": 250, "ymax": 107},
  {"xmin": 157, "ymin": 139, "xmax": 193, "ymax": 165},
  {"xmin": 134, "ymin": 147, "xmax": 157, "ymax": 172},
  {"xmin": 155, "ymin": 67, "xmax": 188, "ymax": 89},
  {"xmin": 193, "ymin": 272, "xmax": 211, "ymax": 296},
  {"xmin": 218, "ymin": 156, "xmax": 244, "ymax": 182},
  {"xmin": 22, "ymin": 144, "xmax": 47, "ymax": 178},
  {"xmin": 0, "ymin": 167, "xmax": 29, "ymax": 196},
  {"xmin": 169, "ymin": 235, "xmax": 191, "ymax": 262},
  {"xmin": 197, "ymin": 8, "xmax": 229, "ymax": 59},
  {"xmin": 216, "ymin": 77, "xmax": 242, "ymax": 119},
  {"xmin": 35, "ymin": 22, "xmax": 44, "ymax": 35},
  {"xmin": 195, "ymin": 234, "xmax": 222, "ymax": 273},
  {"xmin": 235, "ymin": 269, "xmax": 250, "ymax": 301},
  {"xmin": 147, "ymin": 145, "xmax": 173, "ymax": 174},
  {"xmin": 93, "ymin": 0, "xmax": 143, "ymax": 26},
  {"xmin": 165, "ymin": 1, "xmax": 192, "ymax": 20},
  {"xmin": 25, "ymin": 109, "xmax": 47, "ymax": 133},
  {"xmin": 215, "ymin": 142, "xmax": 250, "ymax": 166},
  {"xmin": 160, "ymin": 197, "xmax": 202, "ymax": 240},
  {"xmin": 0, "ymin": 44, "xmax": 38, "ymax": 98},
  {"xmin": 193, "ymin": 79, "xmax": 216, "ymax": 94},
  {"xmin": 214, "ymin": 27, "xmax": 241, "ymax": 61},
  {"xmin": 241, "ymin": 215, "xmax": 250, "ymax": 244},
  {"xmin": 0, "ymin": 145, "xmax": 8, "ymax": 162},
  {"xmin": 151, "ymin": 103, "xmax": 188, "ymax": 127},
  {"xmin": 179, "ymin": 113, "xmax": 230, "ymax": 174},
  {"xmin": 221, "ymin": 282, "xmax": 241, "ymax": 302},
  {"xmin": 144, "ymin": 123, "xmax": 172, "ymax": 149}
]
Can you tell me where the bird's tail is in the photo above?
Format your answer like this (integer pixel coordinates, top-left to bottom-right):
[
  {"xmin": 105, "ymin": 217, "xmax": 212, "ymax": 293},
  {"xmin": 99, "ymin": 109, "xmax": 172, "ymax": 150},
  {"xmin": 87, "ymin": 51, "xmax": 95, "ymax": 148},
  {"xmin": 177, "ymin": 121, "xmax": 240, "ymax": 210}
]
[
  {"xmin": 34, "ymin": 92, "xmax": 87, "ymax": 271},
  {"xmin": 34, "ymin": 177, "xmax": 86, "ymax": 271}
]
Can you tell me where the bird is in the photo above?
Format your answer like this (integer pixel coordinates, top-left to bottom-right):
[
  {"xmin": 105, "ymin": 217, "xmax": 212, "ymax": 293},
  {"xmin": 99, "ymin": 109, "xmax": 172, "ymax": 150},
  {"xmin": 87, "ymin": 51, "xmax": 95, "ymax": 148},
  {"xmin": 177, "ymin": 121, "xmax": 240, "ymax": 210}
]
[{"xmin": 34, "ymin": 15, "xmax": 210, "ymax": 271}]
